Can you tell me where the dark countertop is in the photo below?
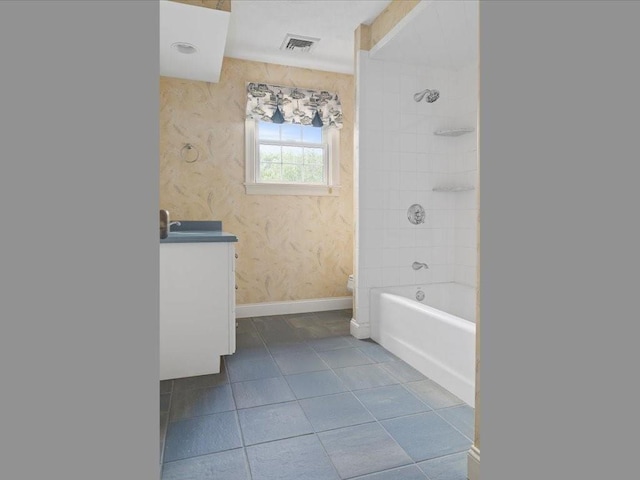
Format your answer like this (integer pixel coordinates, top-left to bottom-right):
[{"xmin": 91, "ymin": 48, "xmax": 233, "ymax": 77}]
[{"xmin": 160, "ymin": 220, "xmax": 238, "ymax": 244}]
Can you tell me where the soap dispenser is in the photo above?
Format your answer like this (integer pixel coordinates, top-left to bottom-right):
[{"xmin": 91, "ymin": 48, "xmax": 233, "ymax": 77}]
[{"xmin": 160, "ymin": 210, "xmax": 169, "ymax": 239}]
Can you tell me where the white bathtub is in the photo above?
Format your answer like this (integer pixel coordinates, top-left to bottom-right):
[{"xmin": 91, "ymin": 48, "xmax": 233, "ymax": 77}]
[{"xmin": 370, "ymin": 282, "xmax": 476, "ymax": 407}]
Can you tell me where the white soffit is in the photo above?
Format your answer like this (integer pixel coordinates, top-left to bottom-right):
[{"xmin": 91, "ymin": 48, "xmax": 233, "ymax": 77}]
[{"xmin": 159, "ymin": 0, "xmax": 230, "ymax": 83}]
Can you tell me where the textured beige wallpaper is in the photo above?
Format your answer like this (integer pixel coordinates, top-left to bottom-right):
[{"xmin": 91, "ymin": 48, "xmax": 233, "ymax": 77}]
[{"xmin": 160, "ymin": 57, "xmax": 354, "ymax": 305}]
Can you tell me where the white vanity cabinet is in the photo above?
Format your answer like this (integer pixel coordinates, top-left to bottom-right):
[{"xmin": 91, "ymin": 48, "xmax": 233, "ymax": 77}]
[{"xmin": 159, "ymin": 241, "xmax": 236, "ymax": 380}]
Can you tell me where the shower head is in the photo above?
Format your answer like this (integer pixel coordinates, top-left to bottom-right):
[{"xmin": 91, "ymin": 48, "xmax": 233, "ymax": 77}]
[{"xmin": 414, "ymin": 88, "xmax": 440, "ymax": 103}]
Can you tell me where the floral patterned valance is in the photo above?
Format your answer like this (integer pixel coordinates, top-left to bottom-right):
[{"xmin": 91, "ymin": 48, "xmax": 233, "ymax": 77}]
[{"xmin": 246, "ymin": 82, "xmax": 343, "ymax": 129}]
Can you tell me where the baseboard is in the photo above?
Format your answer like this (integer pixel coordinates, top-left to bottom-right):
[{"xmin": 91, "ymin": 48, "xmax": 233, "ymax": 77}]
[
  {"xmin": 467, "ymin": 445, "xmax": 480, "ymax": 480},
  {"xmin": 350, "ymin": 318, "xmax": 370, "ymax": 339},
  {"xmin": 235, "ymin": 297, "xmax": 352, "ymax": 318}
]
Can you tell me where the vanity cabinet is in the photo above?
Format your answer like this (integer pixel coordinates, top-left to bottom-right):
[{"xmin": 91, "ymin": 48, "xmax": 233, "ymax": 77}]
[{"xmin": 159, "ymin": 241, "xmax": 236, "ymax": 380}]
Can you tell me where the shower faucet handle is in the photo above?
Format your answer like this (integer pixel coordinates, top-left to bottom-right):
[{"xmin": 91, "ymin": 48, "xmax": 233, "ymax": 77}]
[{"xmin": 412, "ymin": 262, "xmax": 429, "ymax": 270}]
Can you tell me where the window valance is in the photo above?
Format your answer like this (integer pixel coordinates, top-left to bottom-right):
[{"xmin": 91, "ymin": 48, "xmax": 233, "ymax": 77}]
[{"xmin": 245, "ymin": 82, "xmax": 343, "ymax": 129}]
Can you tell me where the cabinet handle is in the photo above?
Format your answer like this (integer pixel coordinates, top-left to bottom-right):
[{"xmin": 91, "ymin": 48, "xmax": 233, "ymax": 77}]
[{"xmin": 235, "ymin": 253, "xmax": 238, "ymax": 259}]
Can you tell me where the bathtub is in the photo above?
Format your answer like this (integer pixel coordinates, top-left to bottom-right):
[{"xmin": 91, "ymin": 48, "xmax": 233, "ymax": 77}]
[{"xmin": 370, "ymin": 282, "xmax": 476, "ymax": 407}]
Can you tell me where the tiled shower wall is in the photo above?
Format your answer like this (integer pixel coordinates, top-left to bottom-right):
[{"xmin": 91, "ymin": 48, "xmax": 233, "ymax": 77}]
[{"xmin": 355, "ymin": 52, "xmax": 478, "ymax": 327}]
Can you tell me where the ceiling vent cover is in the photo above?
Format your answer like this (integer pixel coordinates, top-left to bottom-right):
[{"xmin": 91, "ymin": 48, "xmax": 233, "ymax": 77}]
[{"xmin": 280, "ymin": 34, "xmax": 320, "ymax": 53}]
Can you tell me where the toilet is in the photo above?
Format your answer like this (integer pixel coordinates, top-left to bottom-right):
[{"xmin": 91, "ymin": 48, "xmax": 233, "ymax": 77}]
[{"xmin": 347, "ymin": 274, "xmax": 354, "ymax": 292}]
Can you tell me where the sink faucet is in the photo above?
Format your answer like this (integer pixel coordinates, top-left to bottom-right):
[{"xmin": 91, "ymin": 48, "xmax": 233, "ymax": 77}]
[
  {"xmin": 169, "ymin": 221, "xmax": 181, "ymax": 228},
  {"xmin": 412, "ymin": 262, "xmax": 429, "ymax": 270}
]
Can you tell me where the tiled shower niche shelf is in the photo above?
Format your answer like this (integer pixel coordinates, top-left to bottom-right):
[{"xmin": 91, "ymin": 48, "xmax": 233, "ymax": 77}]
[
  {"xmin": 432, "ymin": 184, "xmax": 475, "ymax": 192},
  {"xmin": 433, "ymin": 127, "xmax": 475, "ymax": 137}
]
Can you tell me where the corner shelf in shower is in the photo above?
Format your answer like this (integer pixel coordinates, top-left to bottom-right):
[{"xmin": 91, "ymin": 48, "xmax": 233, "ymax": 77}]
[
  {"xmin": 432, "ymin": 184, "xmax": 475, "ymax": 192},
  {"xmin": 433, "ymin": 127, "xmax": 475, "ymax": 137}
]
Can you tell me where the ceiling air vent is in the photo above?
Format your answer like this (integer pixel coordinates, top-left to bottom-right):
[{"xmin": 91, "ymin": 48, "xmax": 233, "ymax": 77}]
[{"xmin": 280, "ymin": 34, "xmax": 320, "ymax": 53}]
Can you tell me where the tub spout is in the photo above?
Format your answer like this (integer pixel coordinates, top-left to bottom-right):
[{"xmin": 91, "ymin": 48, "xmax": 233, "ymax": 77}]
[{"xmin": 412, "ymin": 262, "xmax": 429, "ymax": 270}]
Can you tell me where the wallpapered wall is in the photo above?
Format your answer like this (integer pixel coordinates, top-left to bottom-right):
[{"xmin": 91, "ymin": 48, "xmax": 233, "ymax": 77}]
[{"xmin": 160, "ymin": 57, "xmax": 354, "ymax": 305}]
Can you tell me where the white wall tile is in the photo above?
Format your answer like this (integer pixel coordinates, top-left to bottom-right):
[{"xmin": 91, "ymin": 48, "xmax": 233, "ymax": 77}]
[
  {"xmin": 415, "ymin": 133, "xmax": 430, "ymax": 153},
  {"xmin": 429, "ymin": 211, "xmax": 455, "ymax": 229},
  {"xmin": 369, "ymin": 73, "xmax": 386, "ymax": 96},
  {"xmin": 455, "ymin": 227, "xmax": 476, "ymax": 248},
  {"xmin": 414, "ymin": 267, "xmax": 433, "ymax": 284},
  {"xmin": 368, "ymin": 130, "xmax": 384, "ymax": 154},
  {"xmin": 382, "ymin": 91, "xmax": 400, "ymax": 114},
  {"xmin": 415, "ymin": 228, "xmax": 433, "ymax": 247},
  {"xmin": 416, "ymin": 153, "xmax": 431, "ymax": 172},
  {"xmin": 382, "ymin": 248, "xmax": 400, "ymax": 268},
  {"xmin": 362, "ymin": 209, "xmax": 383, "ymax": 230},
  {"xmin": 428, "ymin": 172, "xmax": 448, "ymax": 190},
  {"xmin": 399, "ymin": 112, "xmax": 419, "ymax": 134},
  {"xmin": 360, "ymin": 247, "xmax": 381, "ymax": 268},
  {"xmin": 399, "ymin": 90, "xmax": 418, "ymax": 114},
  {"xmin": 383, "ymin": 68, "xmax": 400, "ymax": 93},
  {"xmin": 400, "ymin": 73, "xmax": 419, "ymax": 94},
  {"xmin": 362, "ymin": 267, "xmax": 382, "ymax": 288},
  {"xmin": 456, "ymin": 209, "xmax": 477, "ymax": 228},
  {"xmin": 456, "ymin": 246, "xmax": 477, "ymax": 267},
  {"xmin": 399, "ymin": 153, "xmax": 417, "ymax": 172},
  {"xmin": 368, "ymin": 58, "xmax": 387, "ymax": 79},
  {"xmin": 386, "ymin": 190, "xmax": 404, "ymax": 209},
  {"xmin": 383, "ymin": 113, "xmax": 400, "ymax": 132},
  {"xmin": 381, "ymin": 170, "xmax": 399, "ymax": 190},
  {"xmin": 414, "ymin": 246, "xmax": 432, "ymax": 263},
  {"xmin": 398, "ymin": 246, "xmax": 417, "ymax": 266},
  {"xmin": 368, "ymin": 110, "xmax": 385, "ymax": 133},
  {"xmin": 359, "ymin": 228, "xmax": 384, "ymax": 250},
  {"xmin": 454, "ymin": 265, "xmax": 477, "ymax": 287},
  {"xmin": 399, "ymin": 171, "xmax": 418, "ymax": 191},
  {"xmin": 398, "ymin": 268, "xmax": 416, "ymax": 286},
  {"xmin": 454, "ymin": 190, "xmax": 475, "ymax": 211},
  {"xmin": 431, "ymin": 246, "xmax": 450, "ymax": 264},
  {"xmin": 383, "ymin": 132, "xmax": 401, "ymax": 153},
  {"xmin": 428, "ymin": 264, "xmax": 450, "ymax": 283},
  {"xmin": 399, "ymin": 133, "xmax": 417, "ymax": 153},
  {"xmin": 383, "ymin": 229, "xmax": 403, "ymax": 249},
  {"xmin": 381, "ymin": 267, "xmax": 400, "ymax": 287},
  {"xmin": 382, "ymin": 210, "xmax": 397, "ymax": 231}
]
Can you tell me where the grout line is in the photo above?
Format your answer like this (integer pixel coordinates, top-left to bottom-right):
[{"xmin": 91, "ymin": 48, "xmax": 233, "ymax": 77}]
[
  {"xmin": 161, "ymin": 446, "xmax": 249, "ymax": 467},
  {"xmin": 332, "ymin": 373, "xmax": 424, "ymax": 476},
  {"xmin": 429, "ymin": 405, "xmax": 474, "ymax": 443},
  {"xmin": 226, "ymin": 364, "xmax": 255, "ymax": 480}
]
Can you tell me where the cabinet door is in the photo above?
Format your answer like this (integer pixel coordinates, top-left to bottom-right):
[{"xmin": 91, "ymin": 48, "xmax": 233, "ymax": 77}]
[{"xmin": 160, "ymin": 242, "xmax": 230, "ymax": 380}]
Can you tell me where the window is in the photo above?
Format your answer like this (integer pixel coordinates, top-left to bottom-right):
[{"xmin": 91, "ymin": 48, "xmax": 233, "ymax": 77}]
[{"xmin": 245, "ymin": 119, "xmax": 340, "ymax": 196}]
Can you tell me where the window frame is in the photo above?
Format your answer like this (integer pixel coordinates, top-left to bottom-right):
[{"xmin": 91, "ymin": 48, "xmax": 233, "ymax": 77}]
[{"xmin": 244, "ymin": 119, "xmax": 340, "ymax": 196}]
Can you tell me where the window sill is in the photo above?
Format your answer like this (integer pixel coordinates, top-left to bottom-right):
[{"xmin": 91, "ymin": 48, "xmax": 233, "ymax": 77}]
[{"xmin": 244, "ymin": 183, "xmax": 341, "ymax": 196}]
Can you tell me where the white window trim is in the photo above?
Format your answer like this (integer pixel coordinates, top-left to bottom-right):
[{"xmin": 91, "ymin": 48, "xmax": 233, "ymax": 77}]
[{"xmin": 244, "ymin": 119, "xmax": 341, "ymax": 196}]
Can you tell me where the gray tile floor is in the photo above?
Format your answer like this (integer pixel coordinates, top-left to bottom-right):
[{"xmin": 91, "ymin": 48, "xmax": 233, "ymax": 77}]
[{"xmin": 160, "ymin": 310, "xmax": 473, "ymax": 480}]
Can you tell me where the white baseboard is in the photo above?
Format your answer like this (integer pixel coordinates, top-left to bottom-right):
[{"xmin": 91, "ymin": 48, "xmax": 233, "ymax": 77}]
[
  {"xmin": 235, "ymin": 296, "xmax": 352, "ymax": 318},
  {"xmin": 467, "ymin": 445, "xmax": 480, "ymax": 480},
  {"xmin": 350, "ymin": 318, "xmax": 370, "ymax": 339}
]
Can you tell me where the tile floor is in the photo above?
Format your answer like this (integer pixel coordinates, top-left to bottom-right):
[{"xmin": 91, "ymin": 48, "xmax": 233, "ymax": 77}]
[{"xmin": 160, "ymin": 310, "xmax": 473, "ymax": 480}]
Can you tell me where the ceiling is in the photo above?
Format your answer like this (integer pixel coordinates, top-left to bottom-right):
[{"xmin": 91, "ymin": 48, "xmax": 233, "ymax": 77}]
[
  {"xmin": 159, "ymin": 0, "xmax": 478, "ymax": 83},
  {"xmin": 223, "ymin": 0, "xmax": 392, "ymax": 74}
]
